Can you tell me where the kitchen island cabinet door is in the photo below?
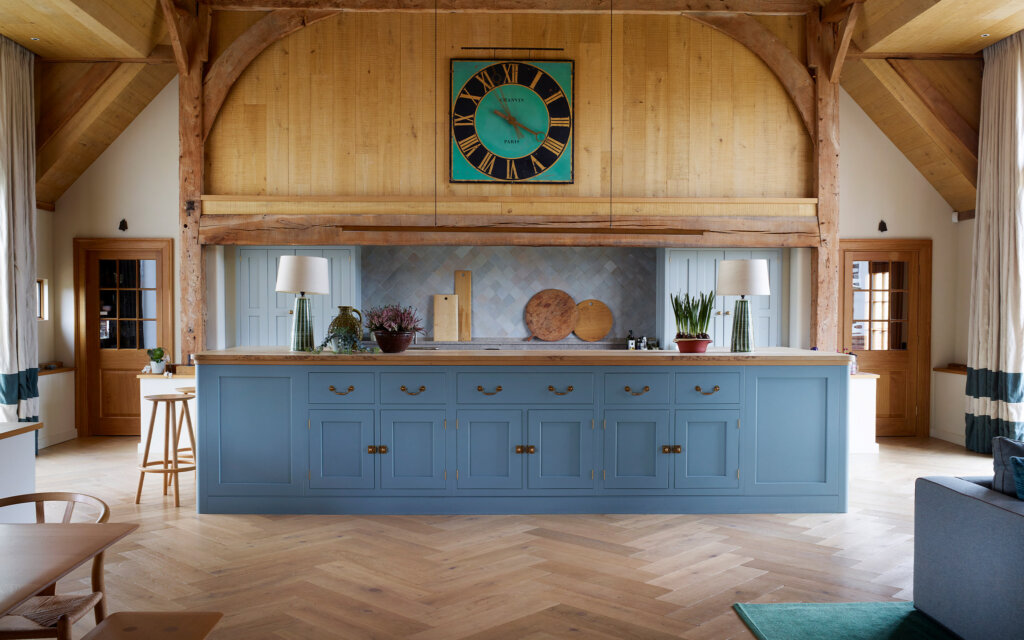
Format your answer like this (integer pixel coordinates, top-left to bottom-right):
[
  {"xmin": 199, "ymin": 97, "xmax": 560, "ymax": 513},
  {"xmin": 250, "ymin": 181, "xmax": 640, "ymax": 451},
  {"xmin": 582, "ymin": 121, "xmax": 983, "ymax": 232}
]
[
  {"xmin": 673, "ymin": 410, "xmax": 739, "ymax": 490},
  {"xmin": 603, "ymin": 410, "xmax": 670, "ymax": 490},
  {"xmin": 380, "ymin": 410, "xmax": 446, "ymax": 490},
  {"xmin": 527, "ymin": 410, "xmax": 595, "ymax": 489},
  {"xmin": 309, "ymin": 409, "xmax": 376, "ymax": 489},
  {"xmin": 456, "ymin": 410, "xmax": 523, "ymax": 490}
]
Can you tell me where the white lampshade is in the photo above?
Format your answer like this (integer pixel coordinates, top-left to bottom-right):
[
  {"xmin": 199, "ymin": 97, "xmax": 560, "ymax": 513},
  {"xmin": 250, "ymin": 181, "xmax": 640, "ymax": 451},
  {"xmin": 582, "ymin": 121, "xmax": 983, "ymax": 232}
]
[
  {"xmin": 275, "ymin": 255, "xmax": 329, "ymax": 295},
  {"xmin": 717, "ymin": 259, "xmax": 770, "ymax": 296}
]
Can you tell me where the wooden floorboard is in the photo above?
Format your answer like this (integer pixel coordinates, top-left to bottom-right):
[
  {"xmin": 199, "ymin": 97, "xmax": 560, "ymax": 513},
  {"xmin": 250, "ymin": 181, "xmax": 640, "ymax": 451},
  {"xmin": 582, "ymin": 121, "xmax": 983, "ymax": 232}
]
[{"xmin": 32, "ymin": 435, "xmax": 990, "ymax": 639}]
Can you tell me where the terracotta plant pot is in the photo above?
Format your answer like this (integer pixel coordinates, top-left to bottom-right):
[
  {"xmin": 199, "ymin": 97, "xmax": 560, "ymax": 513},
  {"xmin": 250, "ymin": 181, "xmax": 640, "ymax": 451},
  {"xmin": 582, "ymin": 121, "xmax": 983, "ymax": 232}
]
[
  {"xmin": 674, "ymin": 338, "xmax": 712, "ymax": 353},
  {"xmin": 374, "ymin": 330, "xmax": 415, "ymax": 353}
]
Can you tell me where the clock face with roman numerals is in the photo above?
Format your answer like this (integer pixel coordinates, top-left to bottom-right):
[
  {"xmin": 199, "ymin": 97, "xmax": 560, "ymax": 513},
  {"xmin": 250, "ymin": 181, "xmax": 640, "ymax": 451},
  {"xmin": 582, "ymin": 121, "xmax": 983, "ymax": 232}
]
[{"xmin": 451, "ymin": 59, "xmax": 573, "ymax": 183}]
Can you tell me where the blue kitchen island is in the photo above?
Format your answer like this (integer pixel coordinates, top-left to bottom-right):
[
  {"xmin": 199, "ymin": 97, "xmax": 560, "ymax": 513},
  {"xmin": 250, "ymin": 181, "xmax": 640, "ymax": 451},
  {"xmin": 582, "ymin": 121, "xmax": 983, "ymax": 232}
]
[{"xmin": 194, "ymin": 347, "xmax": 850, "ymax": 515}]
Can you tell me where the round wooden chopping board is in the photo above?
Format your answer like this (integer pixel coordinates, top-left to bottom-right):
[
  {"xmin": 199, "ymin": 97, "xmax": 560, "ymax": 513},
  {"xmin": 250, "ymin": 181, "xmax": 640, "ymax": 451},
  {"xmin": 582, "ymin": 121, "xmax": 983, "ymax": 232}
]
[
  {"xmin": 574, "ymin": 299, "xmax": 613, "ymax": 342},
  {"xmin": 524, "ymin": 289, "xmax": 578, "ymax": 341}
]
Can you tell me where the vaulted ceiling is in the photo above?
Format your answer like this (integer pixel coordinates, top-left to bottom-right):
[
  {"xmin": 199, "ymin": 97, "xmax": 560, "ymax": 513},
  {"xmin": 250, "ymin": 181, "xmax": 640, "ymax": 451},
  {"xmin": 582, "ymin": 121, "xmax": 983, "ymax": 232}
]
[{"xmin": 1, "ymin": 0, "xmax": 1015, "ymax": 212}]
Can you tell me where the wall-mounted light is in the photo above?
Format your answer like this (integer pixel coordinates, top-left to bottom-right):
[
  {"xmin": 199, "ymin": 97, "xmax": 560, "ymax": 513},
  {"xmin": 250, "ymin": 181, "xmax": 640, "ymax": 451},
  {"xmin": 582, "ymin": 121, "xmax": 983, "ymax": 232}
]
[
  {"xmin": 118, "ymin": 219, "xmax": 128, "ymax": 232},
  {"xmin": 878, "ymin": 220, "xmax": 888, "ymax": 232}
]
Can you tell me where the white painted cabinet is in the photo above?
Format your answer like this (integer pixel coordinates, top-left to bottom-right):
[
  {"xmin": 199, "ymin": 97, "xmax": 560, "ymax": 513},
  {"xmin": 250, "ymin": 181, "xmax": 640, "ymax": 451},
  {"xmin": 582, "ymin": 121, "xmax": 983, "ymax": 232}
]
[
  {"xmin": 237, "ymin": 247, "xmax": 361, "ymax": 347},
  {"xmin": 657, "ymin": 248, "xmax": 782, "ymax": 349}
]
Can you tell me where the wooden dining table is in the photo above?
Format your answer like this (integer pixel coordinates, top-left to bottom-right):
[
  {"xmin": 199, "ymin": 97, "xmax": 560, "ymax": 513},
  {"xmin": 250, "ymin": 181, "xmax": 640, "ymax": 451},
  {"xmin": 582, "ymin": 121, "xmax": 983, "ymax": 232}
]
[{"xmin": 0, "ymin": 522, "xmax": 137, "ymax": 617}]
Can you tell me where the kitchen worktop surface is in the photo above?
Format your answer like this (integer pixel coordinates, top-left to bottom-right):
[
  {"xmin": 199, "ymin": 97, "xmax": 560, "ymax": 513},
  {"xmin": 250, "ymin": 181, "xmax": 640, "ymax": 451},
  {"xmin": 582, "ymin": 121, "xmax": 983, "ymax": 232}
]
[{"xmin": 193, "ymin": 346, "xmax": 852, "ymax": 366}]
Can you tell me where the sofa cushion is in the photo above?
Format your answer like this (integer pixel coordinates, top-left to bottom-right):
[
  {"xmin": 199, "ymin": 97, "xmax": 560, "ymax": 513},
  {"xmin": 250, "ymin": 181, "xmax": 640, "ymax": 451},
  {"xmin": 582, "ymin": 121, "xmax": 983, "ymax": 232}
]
[
  {"xmin": 992, "ymin": 437, "xmax": 1024, "ymax": 496},
  {"xmin": 1011, "ymin": 457, "xmax": 1024, "ymax": 500}
]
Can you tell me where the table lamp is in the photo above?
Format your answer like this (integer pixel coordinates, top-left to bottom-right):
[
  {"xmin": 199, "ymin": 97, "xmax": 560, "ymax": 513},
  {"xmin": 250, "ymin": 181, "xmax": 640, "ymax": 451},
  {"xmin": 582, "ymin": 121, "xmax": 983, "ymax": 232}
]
[
  {"xmin": 275, "ymin": 255, "xmax": 330, "ymax": 351},
  {"xmin": 717, "ymin": 259, "xmax": 770, "ymax": 352}
]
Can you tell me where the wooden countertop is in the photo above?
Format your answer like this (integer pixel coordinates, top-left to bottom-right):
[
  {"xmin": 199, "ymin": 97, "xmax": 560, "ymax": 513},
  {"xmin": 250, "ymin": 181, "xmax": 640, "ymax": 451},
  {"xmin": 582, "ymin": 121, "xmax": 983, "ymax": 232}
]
[
  {"xmin": 137, "ymin": 373, "xmax": 196, "ymax": 379},
  {"xmin": 0, "ymin": 422, "xmax": 43, "ymax": 442},
  {"xmin": 194, "ymin": 346, "xmax": 853, "ymax": 367}
]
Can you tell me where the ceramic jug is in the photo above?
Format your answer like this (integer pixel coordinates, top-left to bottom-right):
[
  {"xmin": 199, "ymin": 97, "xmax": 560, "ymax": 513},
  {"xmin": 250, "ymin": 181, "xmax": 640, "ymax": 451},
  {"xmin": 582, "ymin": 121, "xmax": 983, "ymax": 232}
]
[{"xmin": 327, "ymin": 305, "xmax": 363, "ymax": 352}]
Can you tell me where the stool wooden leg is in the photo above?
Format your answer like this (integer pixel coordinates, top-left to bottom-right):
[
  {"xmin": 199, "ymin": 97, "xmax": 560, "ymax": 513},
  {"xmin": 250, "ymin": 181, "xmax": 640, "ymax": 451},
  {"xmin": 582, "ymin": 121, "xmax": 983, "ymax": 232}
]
[
  {"xmin": 170, "ymin": 401, "xmax": 180, "ymax": 507},
  {"xmin": 136, "ymin": 400, "xmax": 158, "ymax": 504},
  {"xmin": 162, "ymin": 402, "xmax": 170, "ymax": 496},
  {"xmin": 182, "ymin": 401, "xmax": 197, "ymax": 463}
]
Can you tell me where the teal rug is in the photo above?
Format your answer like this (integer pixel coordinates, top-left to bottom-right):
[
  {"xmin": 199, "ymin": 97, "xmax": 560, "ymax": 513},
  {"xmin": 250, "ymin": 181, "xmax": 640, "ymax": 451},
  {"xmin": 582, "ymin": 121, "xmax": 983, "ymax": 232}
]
[{"xmin": 733, "ymin": 602, "xmax": 959, "ymax": 640}]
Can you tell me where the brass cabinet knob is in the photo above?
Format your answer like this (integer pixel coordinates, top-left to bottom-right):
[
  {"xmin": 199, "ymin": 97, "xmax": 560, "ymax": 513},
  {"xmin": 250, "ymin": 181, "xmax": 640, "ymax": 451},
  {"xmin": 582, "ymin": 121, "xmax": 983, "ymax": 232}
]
[
  {"xmin": 329, "ymin": 385, "xmax": 355, "ymax": 396},
  {"xmin": 625, "ymin": 385, "xmax": 651, "ymax": 396},
  {"xmin": 401, "ymin": 385, "xmax": 426, "ymax": 396},
  {"xmin": 673, "ymin": 445, "xmax": 682, "ymax": 454},
  {"xmin": 477, "ymin": 385, "xmax": 502, "ymax": 396},
  {"xmin": 515, "ymin": 445, "xmax": 524, "ymax": 454},
  {"xmin": 661, "ymin": 445, "xmax": 672, "ymax": 454},
  {"xmin": 378, "ymin": 445, "xmax": 388, "ymax": 455},
  {"xmin": 694, "ymin": 385, "xmax": 720, "ymax": 396},
  {"xmin": 526, "ymin": 445, "xmax": 536, "ymax": 454},
  {"xmin": 547, "ymin": 385, "xmax": 574, "ymax": 396},
  {"xmin": 367, "ymin": 445, "xmax": 377, "ymax": 454}
]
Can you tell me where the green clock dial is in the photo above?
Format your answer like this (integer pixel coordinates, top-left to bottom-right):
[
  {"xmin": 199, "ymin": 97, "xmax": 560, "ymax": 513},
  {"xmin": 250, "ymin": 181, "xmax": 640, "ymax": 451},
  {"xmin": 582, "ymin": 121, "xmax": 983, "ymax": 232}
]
[{"xmin": 451, "ymin": 60, "xmax": 574, "ymax": 183}]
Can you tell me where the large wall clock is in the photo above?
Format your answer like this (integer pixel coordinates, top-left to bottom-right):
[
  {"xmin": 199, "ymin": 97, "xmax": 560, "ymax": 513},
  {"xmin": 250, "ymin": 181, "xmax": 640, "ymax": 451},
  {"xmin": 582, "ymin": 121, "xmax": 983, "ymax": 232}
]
[{"xmin": 451, "ymin": 59, "xmax": 574, "ymax": 183}]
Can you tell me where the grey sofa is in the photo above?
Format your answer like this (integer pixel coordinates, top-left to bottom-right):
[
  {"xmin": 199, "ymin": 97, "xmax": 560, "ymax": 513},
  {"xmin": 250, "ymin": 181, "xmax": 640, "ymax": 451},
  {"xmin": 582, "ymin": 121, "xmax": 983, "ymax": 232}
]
[{"xmin": 914, "ymin": 476, "xmax": 1024, "ymax": 640}]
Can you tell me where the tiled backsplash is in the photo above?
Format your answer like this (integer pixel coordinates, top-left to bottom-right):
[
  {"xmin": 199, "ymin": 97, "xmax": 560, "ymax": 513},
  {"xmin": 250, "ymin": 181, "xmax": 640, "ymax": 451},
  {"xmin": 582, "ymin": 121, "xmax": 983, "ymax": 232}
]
[{"xmin": 361, "ymin": 246, "xmax": 657, "ymax": 342}]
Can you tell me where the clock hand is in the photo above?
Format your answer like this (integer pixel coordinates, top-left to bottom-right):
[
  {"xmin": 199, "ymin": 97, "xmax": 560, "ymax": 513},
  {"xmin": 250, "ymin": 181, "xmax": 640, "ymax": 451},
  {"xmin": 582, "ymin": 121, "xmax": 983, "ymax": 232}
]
[
  {"xmin": 492, "ymin": 109, "xmax": 524, "ymax": 138},
  {"xmin": 507, "ymin": 115, "xmax": 544, "ymax": 141}
]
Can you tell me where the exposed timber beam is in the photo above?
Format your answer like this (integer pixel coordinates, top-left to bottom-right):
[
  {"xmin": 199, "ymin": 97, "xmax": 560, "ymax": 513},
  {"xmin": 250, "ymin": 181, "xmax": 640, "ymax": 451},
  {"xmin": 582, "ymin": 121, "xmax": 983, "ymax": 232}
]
[
  {"xmin": 160, "ymin": 0, "xmax": 198, "ymax": 71},
  {"xmin": 863, "ymin": 58, "xmax": 977, "ymax": 187},
  {"xmin": 829, "ymin": 1, "xmax": 861, "ymax": 82},
  {"xmin": 36, "ymin": 62, "xmax": 119, "ymax": 148},
  {"xmin": 889, "ymin": 58, "xmax": 978, "ymax": 155},
  {"xmin": 36, "ymin": 201, "xmax": 56, "ymax": 212},
  {"xmin": 38, "ymin": 45, "xmax": 177, "ymax": 64},
  {"xmin": 821, "ymin": 0, "xmax": 862, "ymax": 23},
  {"xmin": 688, "ymin": 12, "xmax": 815, "ymax": 138},
  {"xmin": 206, "ymin": 0, "xmax": 818, "ymax": 14},
  {"xmin": 203, "ymin": 10, "xmax": 334, "ymax": 140},
  {"xmin": 848, "ymin": 51, "xmax": 982, "ymax": 60}
]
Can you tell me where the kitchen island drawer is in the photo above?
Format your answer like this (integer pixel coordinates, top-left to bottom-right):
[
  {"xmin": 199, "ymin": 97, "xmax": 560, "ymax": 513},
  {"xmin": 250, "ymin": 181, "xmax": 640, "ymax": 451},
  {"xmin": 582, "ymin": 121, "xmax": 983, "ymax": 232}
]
[
  {"xmin": 308, "ymin": 372, "xmax": 375, "ymax": 404},
  {"xmin": 456, "ymin": 372, "xmax": 594, "ymax": 404},
  {"xmin": 603, "ymin": 373, "xmax": 671, "ymax": 404},
  {"xmin": 380, "ymin": 372, "xmax": 447, "ymax": 404},
  {"xmin": 675, "ymin": 371, "xmax": 741, "ymax": 405}
]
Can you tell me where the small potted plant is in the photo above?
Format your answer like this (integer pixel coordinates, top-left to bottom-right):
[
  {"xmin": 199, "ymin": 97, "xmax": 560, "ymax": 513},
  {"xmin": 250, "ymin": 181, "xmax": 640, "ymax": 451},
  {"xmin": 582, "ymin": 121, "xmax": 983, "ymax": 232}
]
[
  {"xmin": 670, "ymin": 291, "xmax": 715, "ymax": 353},
  {"xmin": 147, "ymin": 347, "xmax": 168, "ymax": 373},
  {"xmin": 364, "ymin": 305, "xmax": 425, "ymax": 354}
]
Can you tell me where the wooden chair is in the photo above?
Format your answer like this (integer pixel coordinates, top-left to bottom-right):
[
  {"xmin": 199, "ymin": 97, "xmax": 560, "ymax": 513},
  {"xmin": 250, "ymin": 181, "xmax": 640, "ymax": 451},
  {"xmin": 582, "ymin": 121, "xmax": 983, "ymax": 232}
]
[
  {"xmin": 0, "ymin": 492, "xmax": 111, "ymax": 640},
  {"xmin": 81, "ymin": 612, "xmax": 222, "ymax": 640}
]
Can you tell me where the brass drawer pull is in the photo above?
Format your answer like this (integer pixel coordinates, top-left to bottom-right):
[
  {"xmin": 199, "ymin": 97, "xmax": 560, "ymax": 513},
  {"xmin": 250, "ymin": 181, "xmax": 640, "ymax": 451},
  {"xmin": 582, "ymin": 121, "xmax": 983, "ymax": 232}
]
[
  {"xmin": 661, "ymin": 445, "xmax": 671, "ymax": 454},
  {"xmin": 547, "ymin": 385, "xmax": 574, "ymax": 396},
  {"xmin": 401, "ymin": 385, "xmax": 426, "ymax": 396},
  {"xmin": 695, "ymin": 385, "xmax": 721, "ymax": 396},
  {"xmin": 526, "ymin": 445, "xmax": 536, "ymax": 454},
  {"xmin": 673, "ymin": 445, "xmax": 682, "ymax": 454},
  {"xmin": 515, "ymin": 445, "xmax": 524, "ymax": 454},
  {"xmin": 625, "ymin": 385, "xmax": 650, "ymax": 396},
  {"xmin": 367, "ymin": 445, "xmax": 377, "ymax": 454},
  {"xmin": 477, "ymin": 385, "xmax": 503, "ymax": 396},
  {"xmin": 329, "ymin": 385, "xmax": 355, "ymax": 396},
  {"xmin": 378, "ymin": 445, "xmax": 388, "ymax": 455}
]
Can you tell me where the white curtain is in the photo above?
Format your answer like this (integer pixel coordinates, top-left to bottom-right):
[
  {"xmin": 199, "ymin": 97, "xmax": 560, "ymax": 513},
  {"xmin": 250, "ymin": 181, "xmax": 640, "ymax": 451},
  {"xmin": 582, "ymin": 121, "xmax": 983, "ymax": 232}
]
[
  {"xmin": 0, "ymin": 35, "xmax": 38, "ymax": 423},
  {"xmin": 966, "ymin": 30, "xmax": 1024, "ymax": 452}
]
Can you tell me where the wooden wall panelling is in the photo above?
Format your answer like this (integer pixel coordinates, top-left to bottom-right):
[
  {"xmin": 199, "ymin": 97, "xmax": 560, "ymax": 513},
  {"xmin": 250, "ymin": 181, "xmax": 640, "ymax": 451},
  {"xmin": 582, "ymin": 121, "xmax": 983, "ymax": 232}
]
[
  {"xmin": 855, "ymin": 0, "xmax": 1024, "ymax": 55},
  {"xmin": 36, "ymin": 62, "xmax": 178, "ymax": 205},
  {"xmin": 434, "ymin": 12, "xmax": 612, "ymax": 226}
]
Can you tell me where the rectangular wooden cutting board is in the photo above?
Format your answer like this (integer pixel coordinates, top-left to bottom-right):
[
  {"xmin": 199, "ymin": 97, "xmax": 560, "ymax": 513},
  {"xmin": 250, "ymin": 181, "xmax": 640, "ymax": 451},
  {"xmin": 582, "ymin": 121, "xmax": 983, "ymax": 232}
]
[{"xmin": 433, "ymin": 294, "xmax": 459, "ymax": 342}]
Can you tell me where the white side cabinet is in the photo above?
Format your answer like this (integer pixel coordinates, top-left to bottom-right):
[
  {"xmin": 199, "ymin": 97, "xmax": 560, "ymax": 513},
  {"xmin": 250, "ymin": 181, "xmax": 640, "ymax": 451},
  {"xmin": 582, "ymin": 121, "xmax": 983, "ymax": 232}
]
[
  {"xmin": 657, "ymin": 248, "xmax": 782, "ymax": 349},
  {"xmin": 237, "ymin": 247, "xmax": 361, "ymax": 347}
]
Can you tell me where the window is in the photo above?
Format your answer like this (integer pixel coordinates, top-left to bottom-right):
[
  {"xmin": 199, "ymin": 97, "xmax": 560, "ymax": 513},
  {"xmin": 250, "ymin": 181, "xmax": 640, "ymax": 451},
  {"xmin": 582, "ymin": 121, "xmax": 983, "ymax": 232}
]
[{"xmin": 36, "ymin": 278, "xmax": 47, "ymax": 320}]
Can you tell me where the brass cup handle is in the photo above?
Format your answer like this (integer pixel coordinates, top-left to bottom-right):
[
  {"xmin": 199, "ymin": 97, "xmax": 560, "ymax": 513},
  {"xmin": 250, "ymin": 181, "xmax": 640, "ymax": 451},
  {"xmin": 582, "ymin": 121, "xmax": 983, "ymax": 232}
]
[
  {"xmin": 401, "ymin": 385, "xmax": 426, "ymax": 396},
  {"xmin": 526, "ymin": 445, "xmax": 536, "ymax": 454},
  {"xmin": 625, "ymin": 385, "xmax": 651, "ymax": 396},
  {"xmin": 367, "ymin": 445, "xmax": 377, "ymax": 454},
  {"xmin": 695, "ymin": 385, "xmax": 720, "ymax": 396},
  {"xmin": 378, "ymin": 445, "xmax": 388, "ymax": 455},
  {"xmin": 547, "ymin": 385, "xmax": 574, "ymax": 396},
  {"xmin": 329, "ymin": 385, "xmax": 355, "ymax": 396},
  {"xmin": 661, "ymin": 445, "xmax": 671, "ymax": 454},
  {"xmin": 515, "ymin": 445, "xmax": 524, "ymax": 454},
  {"xmin": 477, "ymin": 385, "xmax": 503, "ymax": 396},
  {"xmin": 672, "ymin": 445, "xmax": 682, "ymax": 454}
]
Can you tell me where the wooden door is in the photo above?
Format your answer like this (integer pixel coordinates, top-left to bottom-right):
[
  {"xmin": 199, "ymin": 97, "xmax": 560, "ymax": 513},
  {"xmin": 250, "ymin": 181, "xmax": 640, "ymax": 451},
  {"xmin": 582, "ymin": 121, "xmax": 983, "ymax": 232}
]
[
  {"xmin": 74, "ymin": 239, "xmax": 173, "ymax": 436},
  {"xmin": 839, "ymin": 241, "xmax": 932, "ymax": 437}
]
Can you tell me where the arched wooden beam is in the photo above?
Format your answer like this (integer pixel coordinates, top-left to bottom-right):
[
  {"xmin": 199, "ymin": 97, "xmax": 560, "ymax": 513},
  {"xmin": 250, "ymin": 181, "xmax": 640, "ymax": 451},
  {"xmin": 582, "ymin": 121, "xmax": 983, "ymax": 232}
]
[
  {"xmin": 687, "ymin": 12, "xmax": 815, "ymax": 139},
  {"xmin": 202, "ymin": 9, "xmax": 334, "ymax": 140}
]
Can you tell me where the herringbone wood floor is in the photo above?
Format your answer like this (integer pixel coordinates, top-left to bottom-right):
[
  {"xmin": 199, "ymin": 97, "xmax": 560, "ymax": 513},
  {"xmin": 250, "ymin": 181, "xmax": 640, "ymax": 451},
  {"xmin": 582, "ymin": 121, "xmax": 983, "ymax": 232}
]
[{"xmin": 33, "ymin": 436, "xmax": 989, "ymax": 639}]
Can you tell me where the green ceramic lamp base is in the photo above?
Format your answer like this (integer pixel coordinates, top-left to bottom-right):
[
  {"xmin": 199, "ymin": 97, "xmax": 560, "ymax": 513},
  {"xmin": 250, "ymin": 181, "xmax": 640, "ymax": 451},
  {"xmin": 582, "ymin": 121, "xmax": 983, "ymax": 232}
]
[
  {"xmin": 290, "ymin": 295, "xmax": 314, "ymax": 352},
  {"xmin": 730, "ymin": 297, "xmax": 752, "ymax": 352}
]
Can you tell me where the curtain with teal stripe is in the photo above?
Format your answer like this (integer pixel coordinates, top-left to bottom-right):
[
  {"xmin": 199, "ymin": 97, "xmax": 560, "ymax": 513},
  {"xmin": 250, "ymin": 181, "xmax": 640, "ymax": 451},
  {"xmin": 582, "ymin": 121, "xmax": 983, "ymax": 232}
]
[
  {"xmin": 0, "ymin": 36, "xmax": 38, "ymax": 424},
  {"xmin": 965, "ymin": 31, "xmax": 1024, "ymax": 452}
]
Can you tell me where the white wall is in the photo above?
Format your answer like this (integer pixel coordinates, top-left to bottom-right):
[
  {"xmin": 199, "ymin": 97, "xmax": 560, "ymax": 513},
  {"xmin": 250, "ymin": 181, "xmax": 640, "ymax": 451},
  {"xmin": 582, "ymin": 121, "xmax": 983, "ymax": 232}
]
[{"xmin": 50, "ymin": 78, "xmax": 180, "ymax": 365}]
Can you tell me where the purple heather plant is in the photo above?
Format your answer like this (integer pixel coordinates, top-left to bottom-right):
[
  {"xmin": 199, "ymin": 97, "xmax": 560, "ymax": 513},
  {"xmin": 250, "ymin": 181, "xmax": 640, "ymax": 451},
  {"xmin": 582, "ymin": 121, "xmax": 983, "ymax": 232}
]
[{"xmin": 364, "ymin": 304, "xmax": 425, "ymax": 334}]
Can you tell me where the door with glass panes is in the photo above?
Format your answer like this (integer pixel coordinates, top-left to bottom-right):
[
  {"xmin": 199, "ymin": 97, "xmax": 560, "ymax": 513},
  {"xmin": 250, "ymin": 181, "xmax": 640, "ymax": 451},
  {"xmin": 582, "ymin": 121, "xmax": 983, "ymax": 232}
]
[
  {"xmin": 78, "ymin": 240, "xmax": 174, "ymax": 436},
  {"xmin": 840, "ymin": 241, "xmax": 930, "ymax": 437}
]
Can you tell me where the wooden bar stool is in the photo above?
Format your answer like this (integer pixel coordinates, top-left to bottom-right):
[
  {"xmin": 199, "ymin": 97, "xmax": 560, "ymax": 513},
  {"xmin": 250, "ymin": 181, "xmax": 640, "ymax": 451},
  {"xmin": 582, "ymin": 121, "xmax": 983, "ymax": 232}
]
[
  {"xmin": 171, "ymin": 386, "xmax": 197, "ymax": 463},
  {"xmin": 137, "ymin": 393, "xmax": 196, "ymax": 507}
]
